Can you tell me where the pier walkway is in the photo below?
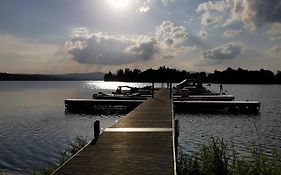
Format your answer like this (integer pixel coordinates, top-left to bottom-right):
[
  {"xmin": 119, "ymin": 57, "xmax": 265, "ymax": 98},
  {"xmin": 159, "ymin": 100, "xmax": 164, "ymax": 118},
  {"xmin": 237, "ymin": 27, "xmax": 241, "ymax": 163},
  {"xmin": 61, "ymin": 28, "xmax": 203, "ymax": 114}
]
[{"xmin": 53, "ymin": 89, "xmax": 176, "ymax": 175}]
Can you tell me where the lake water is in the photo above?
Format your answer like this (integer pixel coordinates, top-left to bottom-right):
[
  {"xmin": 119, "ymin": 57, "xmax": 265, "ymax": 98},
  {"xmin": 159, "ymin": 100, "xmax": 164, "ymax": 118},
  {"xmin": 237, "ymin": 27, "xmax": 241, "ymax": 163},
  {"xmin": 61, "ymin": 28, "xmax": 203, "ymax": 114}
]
[{"xmin": 0, "ymin": 81, "xmax": 281, "ymax": 174}]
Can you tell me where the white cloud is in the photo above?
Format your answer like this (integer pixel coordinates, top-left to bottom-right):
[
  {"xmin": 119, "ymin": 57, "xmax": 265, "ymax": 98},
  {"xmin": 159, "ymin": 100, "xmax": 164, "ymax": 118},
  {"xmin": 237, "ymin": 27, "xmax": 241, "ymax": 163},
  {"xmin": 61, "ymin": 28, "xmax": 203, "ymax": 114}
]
[
  {"xmin": 136, "ymin": 0, "xmax": 152, "ymax": 13},
  {"xmin": 223, "ymin": 29, "xmax": 242, "ymax": 37},
  {"xmin": 155, "ymin": 21, "xmax": 191, "ymax": 58},
  {"xmin": 66, "ymin": 21, "xmax": 191, "ymax": 65},
  {"xmin": 155, "ymin": 21, "xmax": 188, "ymax": 47},
  {"xmin": 198, "ymin": 29, "xmax": 208, "ymax": 39},
  {"xmin": 196, "ymin": 1, "xmax": 230, "ymax": 12},
  {"xmin": 203, "ymin": 42, "xmax": 246, "ymax": 60},
  {"xmin": 65, "ymin": 31, "xmax": 150, "ymax": 65},
  {"xmin": 201, "ymin": 12, "xmax": 224, "ymax": 26},
  {"xmin": 136, "ymin": 0, "xmax": 176, "ymax": 13}
]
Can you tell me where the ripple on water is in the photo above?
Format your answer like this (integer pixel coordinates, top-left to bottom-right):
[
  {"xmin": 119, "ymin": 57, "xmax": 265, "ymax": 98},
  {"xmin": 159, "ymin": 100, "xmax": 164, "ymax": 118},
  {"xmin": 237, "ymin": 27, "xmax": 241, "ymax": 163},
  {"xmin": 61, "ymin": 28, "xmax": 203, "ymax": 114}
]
[{"xmin": 176, "ymin": 109, "xmax": 281, "ymax": 159}]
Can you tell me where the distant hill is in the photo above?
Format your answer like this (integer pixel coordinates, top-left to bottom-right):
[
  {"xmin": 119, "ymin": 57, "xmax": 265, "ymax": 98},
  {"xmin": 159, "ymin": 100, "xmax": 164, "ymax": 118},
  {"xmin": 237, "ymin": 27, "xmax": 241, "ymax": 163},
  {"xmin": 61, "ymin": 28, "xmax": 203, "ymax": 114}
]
[
  {"xmin": 0, "ymin": 72, "xmax": 105, "ymax": 81},
  {"xmin": 54, "ymin": 72, "xmax": 105, "ymax": 80}
]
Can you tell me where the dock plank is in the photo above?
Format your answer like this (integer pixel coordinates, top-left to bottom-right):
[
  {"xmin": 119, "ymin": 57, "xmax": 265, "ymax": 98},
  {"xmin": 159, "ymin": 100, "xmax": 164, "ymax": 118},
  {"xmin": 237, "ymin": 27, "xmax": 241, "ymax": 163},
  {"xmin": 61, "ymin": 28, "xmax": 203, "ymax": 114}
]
[{"xmin": 54, "ymin": 89, "xmax": 175, "ymax": 175}]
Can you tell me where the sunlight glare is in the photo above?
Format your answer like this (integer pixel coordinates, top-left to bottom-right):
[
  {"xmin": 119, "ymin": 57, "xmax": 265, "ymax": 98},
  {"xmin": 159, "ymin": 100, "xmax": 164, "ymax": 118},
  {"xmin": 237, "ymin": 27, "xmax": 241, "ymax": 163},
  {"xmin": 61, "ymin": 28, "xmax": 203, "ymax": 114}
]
[{"xmin": 107, "ymin": 0, "xmax": 130, "ymax": 9}]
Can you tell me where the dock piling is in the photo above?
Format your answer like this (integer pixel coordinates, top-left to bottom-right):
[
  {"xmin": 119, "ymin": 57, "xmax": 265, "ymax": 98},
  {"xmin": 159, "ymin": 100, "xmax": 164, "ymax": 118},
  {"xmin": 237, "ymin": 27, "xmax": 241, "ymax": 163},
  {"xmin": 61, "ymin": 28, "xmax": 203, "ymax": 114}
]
[
  {"xmin": 175, "ymin": 119, "xmax": 179, "ymax": 160},
  {"xmin": 169, "ymin": 83, "xmax": 173, "ymax": 98},
  {"xmin": 94, "ymin": 120, "xmax": 100, "ymax": 139},
  {"xmin": 152, "ymin": 82, "xmax": 155, "ymax": 98}
]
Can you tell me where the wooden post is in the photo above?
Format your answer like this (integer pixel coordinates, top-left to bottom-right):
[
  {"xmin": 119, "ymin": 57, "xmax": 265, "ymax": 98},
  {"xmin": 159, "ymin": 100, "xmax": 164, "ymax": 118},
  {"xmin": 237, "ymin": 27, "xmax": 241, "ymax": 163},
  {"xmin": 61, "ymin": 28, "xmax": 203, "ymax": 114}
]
[
  {"xmin": 94, "ymin": 120, "xmax": 100, "ymax": 139},
  {"xmin": 152, "ymin": 82, "xmax": 154, "ymax": 98},
  {"xmin": 175, "ymin": 119, "xmax": 179, "ymax": 160},
  {"xmin": 169, "ymin": 82, "xmax": 172, "ymax": 98}
]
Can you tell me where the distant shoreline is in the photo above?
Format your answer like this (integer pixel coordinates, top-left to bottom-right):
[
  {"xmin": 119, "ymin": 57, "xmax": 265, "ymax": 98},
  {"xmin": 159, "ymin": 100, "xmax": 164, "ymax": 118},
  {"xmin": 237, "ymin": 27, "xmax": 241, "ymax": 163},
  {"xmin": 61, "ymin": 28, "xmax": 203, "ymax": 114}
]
[
  {"xmin": 0, "ymin": 72, "xmax": 104, "ymax": 81},
  {"xmin": 1, "ymin": 66, "xmax": 281, "ymax": 84},
  {"xmin": 104, "ymin": 67, "xmax": 281, "ymax": 84}
]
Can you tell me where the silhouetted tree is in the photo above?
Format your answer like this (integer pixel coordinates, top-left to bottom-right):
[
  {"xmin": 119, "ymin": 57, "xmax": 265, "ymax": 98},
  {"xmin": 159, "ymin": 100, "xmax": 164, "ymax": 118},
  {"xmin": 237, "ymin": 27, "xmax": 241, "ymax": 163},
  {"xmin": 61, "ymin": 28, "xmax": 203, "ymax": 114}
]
[{"xmin": 103, "ymin": 67, "xmax": 279, "ymax": 84}]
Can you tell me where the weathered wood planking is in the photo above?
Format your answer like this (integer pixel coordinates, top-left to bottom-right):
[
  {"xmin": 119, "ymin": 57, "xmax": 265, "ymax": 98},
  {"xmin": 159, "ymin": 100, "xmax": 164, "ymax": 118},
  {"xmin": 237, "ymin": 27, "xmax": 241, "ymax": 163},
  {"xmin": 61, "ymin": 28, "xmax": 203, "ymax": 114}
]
[{"xmin": 54, "ymin": 89, "xmax": 176, "ymax": 175}]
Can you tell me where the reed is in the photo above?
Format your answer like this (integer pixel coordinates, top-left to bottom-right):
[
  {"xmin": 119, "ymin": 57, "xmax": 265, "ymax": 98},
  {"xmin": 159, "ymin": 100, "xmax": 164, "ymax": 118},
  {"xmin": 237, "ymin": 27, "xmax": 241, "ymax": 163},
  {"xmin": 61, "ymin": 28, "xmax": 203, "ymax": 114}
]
[
  {"xmin": 31, "ymin": 136, "xmax": 87, "ymax": 175},
  {"xmin": 177, "ymin": 137, "xmax": 281, "ymax": 175}
]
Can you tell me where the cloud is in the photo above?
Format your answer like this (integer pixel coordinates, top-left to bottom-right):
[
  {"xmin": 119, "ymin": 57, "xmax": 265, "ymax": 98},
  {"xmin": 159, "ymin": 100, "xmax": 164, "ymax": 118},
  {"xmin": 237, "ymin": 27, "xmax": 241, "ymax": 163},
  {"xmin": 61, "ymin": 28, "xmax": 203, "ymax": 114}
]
[
  {"xmin": 0, "ymin": 34, "xmax": 60, "ymax": 60},
  {"xmin": 0, "ymin": 34, "xmax": 77, "ymax": 74},
  {"xmin": 270, "ymin": 46, "xmax": 281, "ymax": 53},
  {"xmin": 161, "ymin": 0, "xmax": 176, "ymax": 6},
  {"xmin": 226, "ymin": 0, "xmax": 281, "ymax": 30},
  {"xmin": 198, "ymin": 29, "xmax": 208, "ymax": 39},
  {"xmin": 263, "ymin": 45, "xmax": 281, "ymax": 55},
  {"xmin": 155, "ymin": 21, "xmax": 189, "ymax": 47},
  {"xmin": 65, "ymin": 30, "xmax": 156, "ymax": 65},
  {"xmin": 136, "ymin": 0, "xmax": 152, "ymax": 13},
  {"xmin": 203, "ymin": 42, "xmax": 245, "ymax": 60},
  {"xmin": 196, "ymin": 1, "xmax": 230, "ymax": 12},
  {"xmin": 223, "ymin": 29, "xmax": 242, "ymax": 37},
  {"xmin": 201, "ymin": 12, "xmax": 224, "ymax": 26},
  {"xmin": 267, "ymin": 23, "xmax": 281, "ymax": 36},
  {"xmin": 65, "ymin": 21, "xmax": 190, "ymax": 65},
  {"xmin": 125, "ymin": 38, "xmax": 159, "ymax": 61},
  {"xmin": 197, "ymin": 0, "xmax": 281, "ymax": 31},
  {"xmin": 136, "ymin": 0, "xmax": 175, "ymax": 13},
  {"xmin": 155, "ymin": 21, "xmax": 191, "ymax": 57}
]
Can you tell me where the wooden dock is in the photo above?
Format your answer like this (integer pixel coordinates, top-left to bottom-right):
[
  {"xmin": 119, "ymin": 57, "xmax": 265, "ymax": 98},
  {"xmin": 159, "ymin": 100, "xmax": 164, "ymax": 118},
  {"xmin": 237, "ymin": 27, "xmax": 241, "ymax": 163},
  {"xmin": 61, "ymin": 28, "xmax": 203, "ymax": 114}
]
[
  {"xmin": 65, "ymin": 98, "xmax": 260, "ymax": 114},
  {"xmin": 65, "ymin": 99, "xmax": 144, "ymax": 113},
  {"xmin": 173, "ymin": 94, "xmax": 235, "ymax": 101},
  {"xmin": 174, "ymin": 100, "xmax": 260, "ymax": 113},
  {"xmin": 54, "ymin": 89, "xmax": 176, "ymax": 175}
]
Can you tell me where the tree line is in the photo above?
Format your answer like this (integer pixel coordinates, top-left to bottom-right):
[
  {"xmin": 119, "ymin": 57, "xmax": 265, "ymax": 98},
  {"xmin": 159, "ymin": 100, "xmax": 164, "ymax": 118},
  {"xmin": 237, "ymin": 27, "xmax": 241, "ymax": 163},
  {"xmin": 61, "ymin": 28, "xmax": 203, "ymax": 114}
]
[{"xmin": 104, "ymin": 67, "xmax": 281, "ymax": 84}]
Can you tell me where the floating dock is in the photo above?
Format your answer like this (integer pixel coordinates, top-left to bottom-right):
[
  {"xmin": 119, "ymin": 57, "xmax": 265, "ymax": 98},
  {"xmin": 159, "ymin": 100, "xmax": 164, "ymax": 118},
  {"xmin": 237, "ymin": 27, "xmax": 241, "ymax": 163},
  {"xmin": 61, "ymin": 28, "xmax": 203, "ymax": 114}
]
[
  {"xmin": 65, "ymin": 99, "xmax": 143, "ymax": 114},
  {"xmin": 54, "ymin": 89, "xmax": 176, "ymax": 175},
  {"xmin": 174, "ymin": 100, "xmax": 260, "ymax": 113},
  {"xmin": 173, "ymin": 94, "xmax": 235, "ymax": 101},
  {"xmin": 65, "ymin": 97, "xmax": 260, "ymax": 114}
]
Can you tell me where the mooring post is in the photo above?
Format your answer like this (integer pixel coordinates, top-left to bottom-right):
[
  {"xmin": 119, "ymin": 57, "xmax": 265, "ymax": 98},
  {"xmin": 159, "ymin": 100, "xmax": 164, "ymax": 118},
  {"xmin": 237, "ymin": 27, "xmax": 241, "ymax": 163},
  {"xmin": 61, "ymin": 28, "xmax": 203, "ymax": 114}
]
[
  {"xmin": 152, "ymin": 82, "xmax": 154, "ymax": 98},
  {"xmin": 94, "ymin": 120, "xmax": 100, "ymax": 139},
  {"xmin": 169, "ymin": 82, "xmax": 172, "ymax": 98},
  {"xmin": 175, "ymin": 119, "xmax": 179, "ymax": 160}
]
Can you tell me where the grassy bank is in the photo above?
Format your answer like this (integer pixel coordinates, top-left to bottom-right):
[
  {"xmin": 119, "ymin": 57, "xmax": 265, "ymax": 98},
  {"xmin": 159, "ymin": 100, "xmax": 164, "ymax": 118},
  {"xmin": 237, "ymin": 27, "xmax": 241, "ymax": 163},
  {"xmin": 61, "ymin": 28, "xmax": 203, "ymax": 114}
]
[
  {"xmin": 32, "ymin": 136, "xmax": 281, "ymax": 174},
  {"xmin": 31, "ymin": 136, "xmax": 87, "ymax": 175},
  {"xmin": 177, "ymin": 138, "xmax": 281, "ymax": 175}
]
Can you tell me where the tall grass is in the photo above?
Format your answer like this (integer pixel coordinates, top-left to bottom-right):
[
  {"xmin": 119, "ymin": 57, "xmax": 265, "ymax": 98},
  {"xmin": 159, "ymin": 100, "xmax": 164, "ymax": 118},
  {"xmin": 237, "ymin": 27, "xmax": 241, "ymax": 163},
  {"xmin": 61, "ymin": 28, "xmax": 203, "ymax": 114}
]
[
  {"xmin": 31, "ymin": 136, "xmax": 87, "ymax": 175},
  {"xmin": 177, "ymin": 138, "xmax": 281, "ymax": 175},
  {"xmin": 59, "ymin": 136, "xmax": 88, "ymax": 164}
]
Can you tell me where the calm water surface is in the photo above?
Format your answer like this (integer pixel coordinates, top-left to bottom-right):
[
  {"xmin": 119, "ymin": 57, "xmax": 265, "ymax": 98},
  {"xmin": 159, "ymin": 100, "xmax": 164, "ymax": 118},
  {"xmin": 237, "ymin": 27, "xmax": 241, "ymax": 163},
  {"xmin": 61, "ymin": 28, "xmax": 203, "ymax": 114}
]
[
  {"xmin": 0, "ymin": 82, "xmax": 280, "ymax": 174},
  {"xmin": 177, "ymin": 84, "xmax": 281, "ymax": 157}
]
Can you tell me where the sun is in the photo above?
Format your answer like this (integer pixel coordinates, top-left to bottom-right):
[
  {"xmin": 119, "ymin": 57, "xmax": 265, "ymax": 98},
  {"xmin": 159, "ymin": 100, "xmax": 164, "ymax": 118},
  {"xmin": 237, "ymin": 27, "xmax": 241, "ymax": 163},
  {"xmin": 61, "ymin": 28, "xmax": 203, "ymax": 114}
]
[{"xmin": 107, "ymin": 0, "xmax": 130, "ymax": 9}]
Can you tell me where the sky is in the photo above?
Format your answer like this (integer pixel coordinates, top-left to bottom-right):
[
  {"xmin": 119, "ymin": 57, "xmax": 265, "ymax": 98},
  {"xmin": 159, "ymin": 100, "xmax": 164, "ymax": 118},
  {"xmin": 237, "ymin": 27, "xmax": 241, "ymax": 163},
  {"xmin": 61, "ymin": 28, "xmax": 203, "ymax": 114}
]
[{"xmin": 0, "ymin": 0, "xmax": 280, "ymax": 74}]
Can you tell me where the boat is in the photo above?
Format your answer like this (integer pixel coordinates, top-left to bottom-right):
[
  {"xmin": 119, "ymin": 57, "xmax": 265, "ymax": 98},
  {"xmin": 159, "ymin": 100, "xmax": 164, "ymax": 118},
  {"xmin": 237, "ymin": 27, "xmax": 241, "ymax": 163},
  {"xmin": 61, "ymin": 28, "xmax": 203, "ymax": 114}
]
[
  {"xmin": 93, "ymin": 91, "xmax": 147, "ymax": 100},
  {"xmin": 174, "ymin": 79, "xmax": 218, "ymax": 96},
  {"xmin": 92, "ymin": 85, "xmax": 155, "ymax": 100},
  {"xmin": 66, "ymin": 79, "xmax": 260, "ymax": 114}
]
